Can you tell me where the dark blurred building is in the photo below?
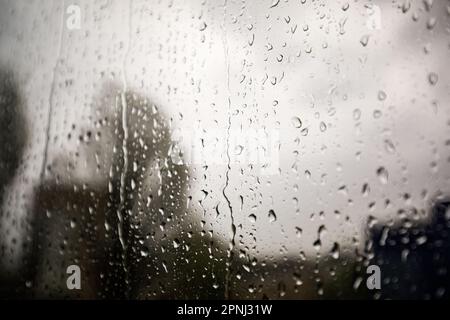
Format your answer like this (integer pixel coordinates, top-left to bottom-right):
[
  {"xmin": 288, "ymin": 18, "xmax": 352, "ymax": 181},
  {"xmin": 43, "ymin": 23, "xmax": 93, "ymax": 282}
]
[{"xmin": 368, "ymin": 198, "xmax": 450, "ymax": 299}]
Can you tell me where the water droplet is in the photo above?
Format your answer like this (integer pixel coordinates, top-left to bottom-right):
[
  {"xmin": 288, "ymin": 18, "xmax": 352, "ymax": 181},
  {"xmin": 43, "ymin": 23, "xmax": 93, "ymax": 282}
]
[
  {"xmin": 235, "ymin": 145, "xmax": 244, "ymax": 155},
  {"xmin": 331, "ymin": 242, "xmax": 340, "ymax": 259},
  {"xmin": 384, "ymin": 139, "xmax": 396, "ymax": 154},
  {"xmin": 376, "ymin": 167, "xmax": 389, "ymax": 184},
  {"xmin": 270, "ymin": 0, "xmax": 280, "ymax": 8},
  {"xmin": 362, "ymin": 183, "xmax": 370, "ymax": 196},
  {"xmin": 199, "ymin": 22, "xmax": 207, "ymax": 31},
  {"xmin": 360, "ymin": 35, "xmax": 370, "ymax": 47},
  {"xmin": 353, "ymin": 109, "xmax": 361, "ymax": 120},
  {"xmin": 424, "ymin": 0, "xmax": 433, "ymax": 12},
  {"xmin": 426, "ymin": 17, "xmax": 436, "ymax": 30},
  {"xmin": 140, "ymin": 247, "xmax": 149, "ymax": 257},
  {"xmin": 402, "ymin": 1, "xmax": 411, "ymax": 13},
  {"xmin": 416, "ymin": 235, "xmax": 427, "ymax": 245},
  {"xmin": 318, "ymin": 225, "xmax": 327, "ymax": 239},
  {"xmin": 291, "ymin": 116, "xmax": 302, "ymax": 128},
  {"xmin": 373, "ymin": 110, "xmax": 382, "ymax": 119},
  {"xmin": 313, "ymin": 239, "xmax": 321, "ymax": 250},
  {"xmin": 268, "ymin": 209, "xmax": 277, "ymax": 222},
  {"xmin": 353, "ymin": 277, "xmax": 363, "ymax": 290},
  {"xmin": 428, "ymin": 72, "xmax": 438, "ymax": 85},
  {"xmin": 378, "ymin": 90, "xmax": 387, "ymax": 101}
]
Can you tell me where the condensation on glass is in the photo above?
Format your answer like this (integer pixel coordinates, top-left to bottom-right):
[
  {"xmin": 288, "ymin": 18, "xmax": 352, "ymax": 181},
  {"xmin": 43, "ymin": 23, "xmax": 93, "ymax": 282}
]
[{"xmin": 0, "ymin": 0, "xmax": 450, "ymax": 299}]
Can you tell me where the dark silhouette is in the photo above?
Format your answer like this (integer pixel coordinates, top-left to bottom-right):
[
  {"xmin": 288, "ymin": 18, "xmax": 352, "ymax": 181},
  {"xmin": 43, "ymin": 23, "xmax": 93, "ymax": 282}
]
[
  {"xmin": 367, "ymin": 197, "xmax": 450, "ymax": 299},
  {"xmin": 0, "ymin": 68, "xmax": 27, "ymax": 298},
  {"xmin": 28, "ymin": 82, "xmax": 194, "ymax": 298}
]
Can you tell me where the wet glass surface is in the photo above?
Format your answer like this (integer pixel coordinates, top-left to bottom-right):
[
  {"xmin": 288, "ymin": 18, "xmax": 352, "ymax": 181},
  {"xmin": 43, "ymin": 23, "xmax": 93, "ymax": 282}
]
[{"xmin": 1, "ymin": 0, "xmax": 450, "ymax": 299}]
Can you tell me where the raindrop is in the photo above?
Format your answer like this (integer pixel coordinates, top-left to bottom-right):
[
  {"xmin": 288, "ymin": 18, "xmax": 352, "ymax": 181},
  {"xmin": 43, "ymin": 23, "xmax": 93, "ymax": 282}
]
[
  {"xmin": 428, "ymin": 72, "xmax": 438, "ymax": 85},
  {"xmin": 235, "ymin": 145, "xmax": 244, "ymax": 155},
  {"xmin": 140, "ymin": 247, "xmax": 149, "ymax": 257},
  {"xmin": 291, "ymin": 116, "xmax": 302, "ymax": 128},
  {"xmin": 268, "ymin": 209, "xmax": 277, "ymax": 223},
  {"xmin": 384, "ymin": 139, "xmax": 396, "ymax": 154},
  {"xmin": 423, "ymin": 0, "xmax": 433, "ymax": 12},
  {"xmin": 402, "ymin": 1, "xmax": 411, "ymax": 13},
  {"xmin": 362, "ymin": 183, "xmax": 370, "ymax": 196},
  {"xmin": 360, "ymin": 35, "xmax": 370, "ymax": 47},
  {"xmin": 373, "ymin": 110, "xmax": 382, "ymax": 119},
  {"xmin": 330, "ymin": 242, "xmax": 340, "ymax": 259},
  {"xmin": 376, "ymin": 167, "xmax": 389, "ymax": 184},
  {"xmin": 248, "ymin": 214, "xmax": 257, "ymax": 223},
  {"xmin": 199, "ymin": 22, "xmax": 207, "ymax": 31},
  {"xmin": 313, "ymin": 239, "xmax": 321, "ymax": 251},
  {"xmin": 270, "ymin": 0, "xmax": 280, "ymax": 8},
  {"xmin": 426, "ymin": 17, "xmax": 436, "ymax": 30},
  {"xmin": 353, "ymin": 109, "xmax": 362, "ymax": 121},
  {"xmin": 318, "ymin": 225, "xmax": 327, "ymax": 239},
  {"xmin": 377, "ymin": 90, "xmax": 387, "ymax": 101},
  {"xmin": 353, "ymin": 277, "xmax": 363, "ymax": 290},
  {"xmin": 416, "ymin": 235, "xmax": 427, "ymax": 246}
]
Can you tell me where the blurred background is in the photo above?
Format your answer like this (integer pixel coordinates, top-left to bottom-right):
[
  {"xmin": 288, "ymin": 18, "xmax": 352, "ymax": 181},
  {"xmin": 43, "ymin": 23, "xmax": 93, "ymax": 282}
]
[{"xmin": 0, "ymin": 0, "xmax": 450, "ymax": 299}]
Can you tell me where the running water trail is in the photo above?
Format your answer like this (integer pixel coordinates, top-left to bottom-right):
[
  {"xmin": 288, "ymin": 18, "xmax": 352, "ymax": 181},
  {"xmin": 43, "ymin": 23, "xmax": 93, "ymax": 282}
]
[
  {"xmin": 40, "ymin": 1, "xmax": 65, "ymax": 182},
  {"xmin": 221, "ymin": 0, "xmax": 236, "ymax": 300},
  {"xmin": 117, "ymin": 0, "xmax": 133, "ymax": 296}
]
